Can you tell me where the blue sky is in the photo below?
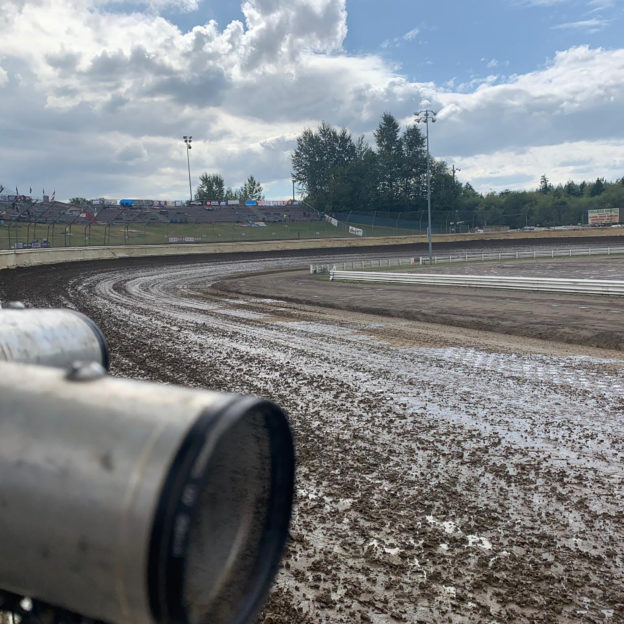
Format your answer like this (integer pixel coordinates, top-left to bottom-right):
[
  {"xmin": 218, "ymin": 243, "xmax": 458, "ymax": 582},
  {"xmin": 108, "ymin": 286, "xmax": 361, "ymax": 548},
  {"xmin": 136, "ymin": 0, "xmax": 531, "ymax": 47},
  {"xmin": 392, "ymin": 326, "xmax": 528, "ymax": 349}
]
[
  {"xmin": 1, "ymin": 0, "xmax": 623, "ymax": 200},
  {"xmin": 347, "ymin": 0, "xmax": 623, "ymax": 83}
]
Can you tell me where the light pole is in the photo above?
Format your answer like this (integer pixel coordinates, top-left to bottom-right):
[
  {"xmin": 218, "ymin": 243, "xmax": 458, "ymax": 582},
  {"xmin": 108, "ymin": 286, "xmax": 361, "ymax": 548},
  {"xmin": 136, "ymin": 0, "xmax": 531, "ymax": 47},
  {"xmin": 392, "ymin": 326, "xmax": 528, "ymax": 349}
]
[
  {"xmin": 415, "ymin": 109, "xmax": 437, "ymax": 264},
  {"xmin": 183, "ymin": 136, "xmax": 193, "ymax": 202}
]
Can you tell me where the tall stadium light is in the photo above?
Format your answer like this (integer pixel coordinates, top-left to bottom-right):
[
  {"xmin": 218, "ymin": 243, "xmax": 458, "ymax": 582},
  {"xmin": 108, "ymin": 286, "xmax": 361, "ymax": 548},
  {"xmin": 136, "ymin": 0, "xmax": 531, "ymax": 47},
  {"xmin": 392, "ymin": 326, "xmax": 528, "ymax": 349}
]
[
  {"xmin": 415, "ymin": 110, "xmax": 437, "ymax": 264},
  {"xmin": 183, "ymin": 136, "xmax": 193, "ymax": 202}
]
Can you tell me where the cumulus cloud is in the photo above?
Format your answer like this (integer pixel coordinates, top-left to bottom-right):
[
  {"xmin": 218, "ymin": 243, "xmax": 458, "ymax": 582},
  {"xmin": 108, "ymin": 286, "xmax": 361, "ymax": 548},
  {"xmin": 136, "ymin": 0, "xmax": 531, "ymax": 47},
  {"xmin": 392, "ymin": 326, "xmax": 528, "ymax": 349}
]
[
  {"xmin": 1, "ymin": 0, "xmax": 623, "ymax": 198},
  {"xmin": 431, "ymin": 46, "xmax": 624, "ymax": 154},
  {"xmin": 453, "ymin": 140, "xmax": 624, "ymax": 192}
]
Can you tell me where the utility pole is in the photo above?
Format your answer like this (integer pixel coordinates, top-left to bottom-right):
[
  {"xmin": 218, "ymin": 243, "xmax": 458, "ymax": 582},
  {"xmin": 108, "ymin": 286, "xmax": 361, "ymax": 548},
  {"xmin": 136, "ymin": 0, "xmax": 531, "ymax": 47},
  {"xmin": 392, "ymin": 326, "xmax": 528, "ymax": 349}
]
[
  {"xmin": 415, "ymin": 109, "xmax": 437, "ymax": 264},
  {"xmin": 183, "ymin": 136, "xmax": 193, "ymax": 202},
  {"xmin": 451, "ymin": 164, "xmax": 461, "ymax": 181}
]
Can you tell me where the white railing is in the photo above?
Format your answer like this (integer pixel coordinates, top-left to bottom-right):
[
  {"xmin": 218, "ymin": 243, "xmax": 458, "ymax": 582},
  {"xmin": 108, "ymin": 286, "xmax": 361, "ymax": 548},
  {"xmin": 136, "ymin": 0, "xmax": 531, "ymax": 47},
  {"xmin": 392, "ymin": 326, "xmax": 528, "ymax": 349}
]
[
  {"xmin": 311, "ymin": 245, "xmax": 624, "ymax": 274},
  {"xmin": 329, "ymin": 271, "xmax": 624, "ymax": 296},
  {"xmin": 419, "ymin": 245, "xmax": 624, "ymax": 265},
  {"xmin": 311, "ymin": 257, "xmax": 415, "ymax": 274}
]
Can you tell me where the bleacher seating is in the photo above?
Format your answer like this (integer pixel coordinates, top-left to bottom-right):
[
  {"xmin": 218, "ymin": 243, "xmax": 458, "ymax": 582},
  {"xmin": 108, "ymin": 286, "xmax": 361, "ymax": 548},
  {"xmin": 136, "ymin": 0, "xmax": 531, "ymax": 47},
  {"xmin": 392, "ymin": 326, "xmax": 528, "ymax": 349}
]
[{"xmin": 1, "ymin": 200, "xmax": 319, "ymax": 226}]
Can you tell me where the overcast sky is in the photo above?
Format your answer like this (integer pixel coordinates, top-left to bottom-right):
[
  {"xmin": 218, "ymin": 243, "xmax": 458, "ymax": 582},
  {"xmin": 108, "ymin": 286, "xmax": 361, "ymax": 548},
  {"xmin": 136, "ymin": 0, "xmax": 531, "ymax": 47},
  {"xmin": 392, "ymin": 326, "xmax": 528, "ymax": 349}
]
[{"xmin": 1, "ymin": 0, "xmax": 623, "ymax": 201}]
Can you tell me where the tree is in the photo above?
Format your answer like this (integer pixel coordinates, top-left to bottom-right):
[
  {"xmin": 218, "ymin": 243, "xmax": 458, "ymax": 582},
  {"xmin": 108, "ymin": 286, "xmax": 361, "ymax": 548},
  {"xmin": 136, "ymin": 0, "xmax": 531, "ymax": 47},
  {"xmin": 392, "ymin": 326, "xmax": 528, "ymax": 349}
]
[
  {"xmin": 69, "ymin": 197, "xmax": 89, "ymax": 205},
  {"xmin": 291, "ymin": 122, "xmax": 357, "ymax": 209},
  {"xmin": 374, "ymin": 113, "xmax": 403, "ymax": 205},
  {"xmin": 590, "ymin": 177, "xmax": 606, "ymax": 196},
  {"xmin": 564, "ymin": 180, "xmax": 581, "ymax": 197},
  {"xmin": 238, "ymin": 175, "xmax": 264, "ymax": 201},
  {"xmin": 539, "ymin": 174, "xmax": 552, "ymax": 194},
  {"xmin": 400, "ymin": 124, "xmax": 427, "ymax": 205},
  {"xmin": 195, "ymin": 173, "xmax": 225, "ymax": 201}
]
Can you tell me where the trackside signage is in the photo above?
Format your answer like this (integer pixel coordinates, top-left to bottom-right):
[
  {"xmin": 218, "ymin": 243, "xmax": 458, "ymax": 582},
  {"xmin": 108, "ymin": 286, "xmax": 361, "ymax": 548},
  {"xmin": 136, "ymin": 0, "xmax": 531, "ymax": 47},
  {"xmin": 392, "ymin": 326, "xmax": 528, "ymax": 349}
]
[
  {"xmin": 588, "ymin": 208, "xmax": 619, "ymax": 225},
  {"xmin": 349, "ymin": 226, "xmax": 364, "ymax": 236}
]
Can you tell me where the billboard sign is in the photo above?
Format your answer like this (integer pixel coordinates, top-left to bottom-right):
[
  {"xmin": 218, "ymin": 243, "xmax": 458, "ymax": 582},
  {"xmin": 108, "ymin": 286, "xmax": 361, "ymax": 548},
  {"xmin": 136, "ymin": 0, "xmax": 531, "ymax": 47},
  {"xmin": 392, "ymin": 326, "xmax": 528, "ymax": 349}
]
[{"xmin": 588, "ymin": 208, "xmax": 619, "ymax": 225}]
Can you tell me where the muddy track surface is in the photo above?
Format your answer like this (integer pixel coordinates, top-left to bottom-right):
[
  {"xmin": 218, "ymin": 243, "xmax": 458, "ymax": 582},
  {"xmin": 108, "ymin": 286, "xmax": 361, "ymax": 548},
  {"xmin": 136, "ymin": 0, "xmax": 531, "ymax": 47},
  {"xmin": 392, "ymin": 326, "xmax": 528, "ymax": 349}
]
[
  {"xmin": 218, "ymin": 256, "xmax": 624, "ymax": 352},
  {"xmin": 1, "ymin": 244, "xmax": 623, "ymax": 623}
]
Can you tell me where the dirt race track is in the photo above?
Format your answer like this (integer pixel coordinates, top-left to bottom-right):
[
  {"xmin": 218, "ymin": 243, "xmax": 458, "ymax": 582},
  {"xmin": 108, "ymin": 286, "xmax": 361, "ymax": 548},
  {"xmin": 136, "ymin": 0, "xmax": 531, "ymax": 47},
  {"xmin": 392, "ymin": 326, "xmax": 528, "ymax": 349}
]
[{"xmin": 1, "ymin": 240, "xmax": 623, "ymax": 623}]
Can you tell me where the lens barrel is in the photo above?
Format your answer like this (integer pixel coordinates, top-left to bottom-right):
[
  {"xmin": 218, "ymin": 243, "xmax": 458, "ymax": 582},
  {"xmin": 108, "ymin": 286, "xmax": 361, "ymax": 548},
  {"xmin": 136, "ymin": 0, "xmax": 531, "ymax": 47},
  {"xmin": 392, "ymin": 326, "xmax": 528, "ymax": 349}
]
[
  {"xmin": 0, "ymin": 361, "xmax": 294, "ymax": 624},
  {"xmin": 0, "ymin": 308, "xmax": 109, "ymax": 370}
]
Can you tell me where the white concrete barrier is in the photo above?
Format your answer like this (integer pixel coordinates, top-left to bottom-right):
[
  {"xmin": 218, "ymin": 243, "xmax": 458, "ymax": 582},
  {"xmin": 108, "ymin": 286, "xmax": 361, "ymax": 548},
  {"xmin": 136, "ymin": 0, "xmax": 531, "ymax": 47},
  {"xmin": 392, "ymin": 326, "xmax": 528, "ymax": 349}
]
[{"xmin": 0, "ymin": 237, "xmax": 417, "ymax": 271}]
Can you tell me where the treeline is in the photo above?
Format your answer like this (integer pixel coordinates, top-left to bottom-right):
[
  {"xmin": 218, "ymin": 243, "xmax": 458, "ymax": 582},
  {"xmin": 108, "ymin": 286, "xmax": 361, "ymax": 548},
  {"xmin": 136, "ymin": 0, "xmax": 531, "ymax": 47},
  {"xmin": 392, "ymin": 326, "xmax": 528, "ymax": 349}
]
[
  {"xmin": 291, "ymin": 114, "xmax": 624, "ymax": 229},
  {"xmin": 472, "ymin": 176, "xmax": 624, "ymax": 229}
]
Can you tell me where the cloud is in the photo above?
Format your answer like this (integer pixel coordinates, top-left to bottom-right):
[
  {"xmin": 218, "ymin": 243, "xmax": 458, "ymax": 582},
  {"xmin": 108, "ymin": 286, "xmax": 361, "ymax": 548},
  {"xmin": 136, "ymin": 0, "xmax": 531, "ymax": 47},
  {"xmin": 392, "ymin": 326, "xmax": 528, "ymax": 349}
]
[
  {"xmin": 452, "ymin": 140, "xmax": 624, "ymax": 192},
  {"xmin": 587, "ymin": 0, "xmax": 614, "ymax": 9},
  {"xmin": 115, "ymin": 142, "xmax": 148, "ymax": 163},
  {"xmin": 553, "ymin": 18, "xmax": 609, "ymax": 32},
  {"xmin": 382, "ymin": 26, "xmax": 420, "ymax": 49},
  {"xmin": 512, "ymin": 0, "xmax": 567, "ymax": 6},
  {"xmin": 431, "ymin": 46, "xmax": 624, "ymax": 156},
  {"xmin": 403, "ymin": 28, "xmax": 419, "ymax": 41},
  {"xmin": 99, "ymin": 0, "xmax": 201, "ymax": 12},
  {"xmin": 1, "ymin": 1, "xmax": 623, "ymax": 199}
]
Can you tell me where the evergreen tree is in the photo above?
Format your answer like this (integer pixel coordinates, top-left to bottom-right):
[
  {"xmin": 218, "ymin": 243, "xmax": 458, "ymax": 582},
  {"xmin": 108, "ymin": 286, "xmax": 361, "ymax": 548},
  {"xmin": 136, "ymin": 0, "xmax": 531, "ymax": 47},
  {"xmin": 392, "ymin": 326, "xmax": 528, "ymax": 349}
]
[
  {"xmin": 400, "ymin": 124, "xmax": 427, "ymax": 206},
  {"xmin": 564, "ymin": 180, "xmax": 581, "ymax": 197},
  {"xmin": 590, "ymin": 177, "xmax": 606, "ymax": 196},
  {"xmin": 374, "ymin": 113, "xmax": 403, "ymax": 206},
  {"xmin": 539, "ymin": 174, "xmax": 551, "ymax": 194}
]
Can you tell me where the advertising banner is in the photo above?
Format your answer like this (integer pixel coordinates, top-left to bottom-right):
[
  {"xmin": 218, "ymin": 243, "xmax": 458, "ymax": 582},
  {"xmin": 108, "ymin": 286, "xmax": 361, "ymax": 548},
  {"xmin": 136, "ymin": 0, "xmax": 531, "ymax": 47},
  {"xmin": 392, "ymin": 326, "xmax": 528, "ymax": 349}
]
[
  {"xmin": 348, "ymin": 226, "xmax": 364, "ymax": 236},
  {"xmin": 588, "ymin": 208, "xmax": 619, "ymax": 225}
]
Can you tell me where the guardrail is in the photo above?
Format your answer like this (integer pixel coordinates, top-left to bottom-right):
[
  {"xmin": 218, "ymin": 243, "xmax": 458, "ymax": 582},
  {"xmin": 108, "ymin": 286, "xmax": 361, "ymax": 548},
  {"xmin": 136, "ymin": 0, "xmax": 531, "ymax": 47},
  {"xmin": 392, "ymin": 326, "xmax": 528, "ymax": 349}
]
[
  {"xmin": 310, "ymin": 245, "xmax": 624, "ymax": 274},
  {"xmin": 329, "ymin": 270, "xmax": 624, "ymax": 296}
]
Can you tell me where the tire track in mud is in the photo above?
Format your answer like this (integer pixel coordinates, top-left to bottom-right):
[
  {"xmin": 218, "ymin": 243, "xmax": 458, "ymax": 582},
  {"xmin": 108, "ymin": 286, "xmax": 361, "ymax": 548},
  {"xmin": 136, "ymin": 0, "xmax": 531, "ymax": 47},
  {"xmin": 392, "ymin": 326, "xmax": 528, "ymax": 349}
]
[{"xmin": 62, "ymin": 259, "xmax": 624, "ymax": 624}]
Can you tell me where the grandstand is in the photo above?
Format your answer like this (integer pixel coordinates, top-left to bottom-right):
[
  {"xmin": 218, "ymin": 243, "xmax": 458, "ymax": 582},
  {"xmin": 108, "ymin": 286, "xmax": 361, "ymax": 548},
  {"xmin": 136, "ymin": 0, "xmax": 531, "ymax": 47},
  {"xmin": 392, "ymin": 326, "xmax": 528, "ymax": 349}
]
[{"xmin": 0, "ymin": 197, "xmax": 319, "ymax": 226}]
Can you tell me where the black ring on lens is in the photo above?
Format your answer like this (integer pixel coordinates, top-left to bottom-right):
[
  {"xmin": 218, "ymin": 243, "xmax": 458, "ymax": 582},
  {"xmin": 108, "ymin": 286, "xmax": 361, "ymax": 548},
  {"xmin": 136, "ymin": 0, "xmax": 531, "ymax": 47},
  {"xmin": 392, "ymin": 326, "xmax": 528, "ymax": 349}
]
[{"xmin": 147, "ymin": 396, "xmax": 294, "ymax": 624}]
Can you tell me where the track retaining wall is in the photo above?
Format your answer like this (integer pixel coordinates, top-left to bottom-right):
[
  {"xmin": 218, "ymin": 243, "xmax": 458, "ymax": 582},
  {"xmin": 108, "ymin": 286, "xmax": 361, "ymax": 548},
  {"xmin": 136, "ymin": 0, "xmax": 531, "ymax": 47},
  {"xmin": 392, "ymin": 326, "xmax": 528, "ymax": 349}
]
[{"xmin": 2, "ymin": 228, "xmax": 624, "ymax": 271}]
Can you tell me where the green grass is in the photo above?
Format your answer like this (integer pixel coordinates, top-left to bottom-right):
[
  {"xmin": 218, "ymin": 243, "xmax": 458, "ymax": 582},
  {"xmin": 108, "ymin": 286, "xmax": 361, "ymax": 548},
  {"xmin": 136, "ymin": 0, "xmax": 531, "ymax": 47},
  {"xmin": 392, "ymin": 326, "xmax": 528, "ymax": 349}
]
[{"xmin": 0, "ymin": 220, "xmax": 422, "ymax": 250}]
